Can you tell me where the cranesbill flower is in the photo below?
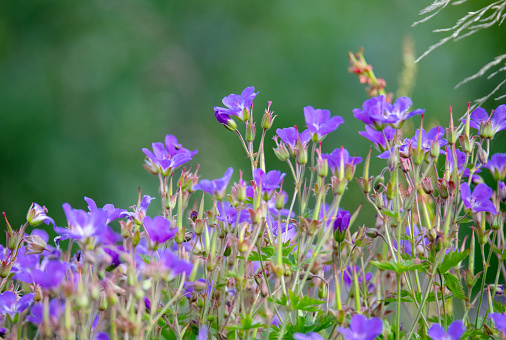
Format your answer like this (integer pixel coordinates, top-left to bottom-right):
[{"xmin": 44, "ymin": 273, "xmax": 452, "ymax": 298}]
[
  {"xmin": 460, "ymin": 183, "xmax": 497, "ymax": 215},
  {"xmin": 27, "ymin": 299, "xmax": 65, "ymax": 325},
  {"xmin": 194, "ymin": 167, "xmax": 233, "ymax": 200},
  {"xmin": 216, "ymin": 201, "xmax": 250, "ymax": 227},
  {"xmin": 343, "ymin": 266, "xmax": 373, "ymax": 288},
  {"xmin": 304, "ymin": 106, "xmax": 344, "ymax": 142},
  {"xmin": 338, "ymin": 314, "xmax": 383, "ymax": 340},
  {"xmin": 333, "ymin": 209, "xmax": 350, "ymax": 243},
  {"xmin": 159, "ymin": 250, "xmax": 193, "ymax": 278},
  {"xmin": 353, "ymin": 95, "xmax": 424, "ymax": 130},
  {"xmin": 485, "ymin": 153, "xmax": 506, "ymax": 181},
  {"xmin": 359, "ymin": 125, "xmax": 396, "ymax": 152},
  {"xmin": 143, "ymin": 216, "xmax": 176, "ymax": 247},
  {"xmin": 31, "ymin": 260, "xmax": 68, "ymax": 289},
  {"xmin": 121, "ymin": 195, "xmax": 155, "ymax": 225},
  {"xmin": 53, "ymin": 203, "xmax": 109, "ymax": 243},
  {"xmin": 197, "ymin": 325, "xmax": 209, "ymax": 340},
  {"xmin": 253, "ymin": 169, "xmax": 286, "ymax": 199},
  {"xmin": 293, "ymin": 332, "xmax": 324, "ymax": 340},
  {"xmin": 462, "ymin": 104, "xmax": 506, "ymax": 138},
  {"xmin": 445, "ymin": 147, "xmax": 481, "ymax": 180},
  {"xmin": 491, "ymin": 313, "xmax": 506, "ymax": 335},
  {"xmin": 428, "ymin": 320, "xmax": 465, "ymax": 340},
  {"xmin": 393, "ymin": 224, "xmax": 428, "ymax": 257},
  {"xmin": 276, "ymin": 127, "xmax": 311, "ymax": 157},
  {"xmin": 26, "ymin": 203, "xmax": 55, "ymax": 227},
  {"xmin": 322, "ymin": 147, "xmax": 362, "ymax": 180},
  {"xmin": 143, "ymin": 135, "xmax": 197, "ymax": 176},
  {"xmin": 85, "ymin": 197, "xmax": 125, "ymax": 224},
  {"xmin": 0, "ymin": 291, "xmax": 35, "ymax": 318},
  {"xmin": 214, "ymin": 86, "xmax": 258, "ymax": 123}
]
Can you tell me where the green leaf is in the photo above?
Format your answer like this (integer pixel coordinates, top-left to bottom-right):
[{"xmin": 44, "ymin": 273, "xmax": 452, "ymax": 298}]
[
  {"xmin": 443, "ymin": 272, "xmax": 468, "ymax": 301},
  {"xmin": 282, "ymin": 240, "xmax": 297, "ymax": 257},
  {"xmin": 226, "ymin": 314, "xmax": 264, "ymax": 331},
  {"xmin": 438, "ymin": 249, "xmax": 469, "ymax": 274},
  {"xmin": 288, "ymin": 290, "xmax": 325, "ymax": 312},
  {"xmin": 371, "ymin": 260, "xmax": 427, "ymax": 274},
  {"xmin": 381, "ymin": 210, "xmax": 399, "ymax": 219},
  {"xmin": 139, "ymin": 254, "xmax": 152, "ymax": 264},
  {"xmin": 494, "ymin": 300, "xmax": 506, "ymax": 313}
]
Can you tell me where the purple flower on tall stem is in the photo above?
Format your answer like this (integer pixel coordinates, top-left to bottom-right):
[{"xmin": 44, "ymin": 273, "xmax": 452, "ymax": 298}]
[
  {"xmin": 427, "ymin": 320, "xmax": 465, "ymax": 340},
  {"xmin": 84, "ymin": 197, "xmax": 125, "ymax": 224},
  {"xmin": 0, "ymin": 292, "xmax": 35, "ymax": 318},
  {"xmin": 343, "ymin": 266, "xmax": 373, "ymax": 288},
  {"xmin": 53, "ymin": 203, "xmax": 109, "ymax": 243},
  {"xmin": 333, "ymin": 209, "xmax": 350, "ymax": 242},
  {"xmin": 393, "ymin": 224, "xmax": 428, "ymax": 257},
  {"xmin": 143, "ymin": 216, "xmax": 176, "ymax": 248},
  {"xmin": 408, "ymin": 126, "xmax": 447, "ymax": 155},
  {"xmin": 275, "ymin": 127, "xmax": 311, "ymax": 156},
  {"xmin": 353, "ymin": 95, "xmax": 424, "ymax": 130},
  {"xmin": 445, "ymin": 147, "xmax": 481, "ymax": 180},
  {"xmin": 26, "ymin": 203, "xmax": 55, "ymax": 227},
  {"xmin": 338, "ymin": 314, "xmax": 383, "ymax": 340},
  {"xmin": 253, "ymin": 169, "xmax": 285, "ymax": 199},
  {"xmin": 216, "ymin": 201, "xmax": 250, "ymax": 227},
  {"xmin": 460, "ymin": 183, "xmax": 497, "ymax": 215},
  {"xmin": 485, "ymin": 153, "xmax": 506, "ymax": 181},
  {"xmin": 142, "ymin": 135, "xmax": 197, "ymax": 176},
  {"xmin": 462, "ymin": 104, "xmax": 506, "ymax": 138},
  {"xmin": 293, "ymin": 332, "xmax": 324, "ymax": 340},
  {"xmin": 31, "ymin": 260, "xmax": 68, "ymax": 289},
  {"xmin": 304, "ymin": 106, "xmax": 344, "ymax": 142},
  {"xmin": 214, "ymin": 86, "xmax": 258, "ymax": 123},
  {"xmin": 194, "ymin": 167, "xmax": 233, "ymax": 200},
  {"xmin": 359, "ymin": 125, "xmax": 396, "ymax": 152},
  {"xmin": 322, "ymin": 147, "xmax": 362, "ymax": 180}
]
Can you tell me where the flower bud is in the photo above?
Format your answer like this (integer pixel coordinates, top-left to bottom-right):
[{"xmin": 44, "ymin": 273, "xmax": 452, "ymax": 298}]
[
  {"xmin": 477, "ymin": 148, "xmax": 488, "ymax": 165},
  {"xmin": 386, "ymin": 182, "xmax": 395, "ymax": 200},
  {"xmin": 332, "ymin": 177, "xmax": 347, "ymax": 196},
  {"xmin": 25, "ymin": 234, "xmax": 47, "ymax": 255},
  {"xmin": 366, "ymin": 228, "xmax": 379, "ymax": 238},
  {"xmin": 99, "ymin": 292, "xmax": 108, "ymax": 311},
  {"xmin": 261, "ymin": 107, "xmax": 276, "ymax": 130},
  {"xmin": 387, "ymin": 152, "xmax": 399, "ymax": 171},
  {"xmin": 492, "ymin": 214, "xmax": 503, "ymax": 231},
  {"xmin": 0, "ymin": 261, "xmax": 12, "ymax": 278},
  {"xmin": 333, "ymin": 210, "xmax": 350, "ymax": 243},
  {"xmin": 194, "ymin": 219, "xmax": 205, "ymax": 235},
  {"xmin": 421, "ymin": 177, "xmax": 433, "ymax": 195},
  {"xmin": 26, "ymin": 203, "xmax": 52, "ymax": 227},
  {"xmin": 499, "ymin": 182, "xmax": 506, "ymax": 203},
  {"xmin": 465, "ymin": 269, "xmax": 480, "ymax": 288},
  {"xmin": 6, "ymin": 230, "xmax": 23, "ymax": 252},
  {"xmin": 344, "ymin": 163, "xmax": 357, "ymax": 181},
  {"xmin": 373, "ymin": 175, "xmax": 384, "ymax": 191},
  {"xmin": 296, "ymin": 147, "xmax": 308, "ymax": 165},
  {"xmin": 400, "ymin": 158, "xmax": 411, "ymax": 173},
  {"xmin": 479, "ymin": 121, "xmax": 494, "ymax": 139},
  {"xmin": 175, "ymin": 227, "xmax": 186, "ymax": 245},
  {"xmin": 222, "ymin": 118, "xmax": 237, "ymax": 132},
  {"xmin": 273, "ymin": 143, "xmax": 290, "ymax": 161},
  {"xmin": 223, "ymin": 245, "xmax": 231, "ymax": 257},
  {"xmin": 318, "ymin": 157, "xmax": 328, "ymax": 178},
  {"xmin": 132, "ymin": 230, "xmax": 140, "ymax": 247},
  {"xmin": 274, "ymin": 192, "xmax": 286, "ymax": 210},
  {"xmin": 437, "ymin": 178, "xmax": 449, "ymax": 199},
  {"xmin": 246, "ymin": 122, "xmax": 256, "ymax": 142},
  {"xmin": 446, "ymin": 126, "xmax": 457, "ymax": 145},
  {"xmin": 318, "ymin": 283, "xmax": 328, "ymax": 299},
  {"xmin": 458, "ymin": 135, "xmax": 472, "ymax": 154}
]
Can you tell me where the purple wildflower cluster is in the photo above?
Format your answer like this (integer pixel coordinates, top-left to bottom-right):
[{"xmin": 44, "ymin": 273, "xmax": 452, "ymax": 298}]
[{"xmin": 1, "ymin": 84, "xmax": 505, "ymax": 340}]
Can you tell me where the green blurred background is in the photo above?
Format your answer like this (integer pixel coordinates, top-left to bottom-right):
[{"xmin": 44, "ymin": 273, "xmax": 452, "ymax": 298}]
[{"xmin": 1, "ymin": 0, "xmax": 505, "ymax": 230}]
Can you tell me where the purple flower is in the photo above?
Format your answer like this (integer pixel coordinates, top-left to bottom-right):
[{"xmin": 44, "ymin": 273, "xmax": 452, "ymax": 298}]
[
  {"xmin": 143, "ymin": 216, "xmax": 176, "ymax": 246},
  {"xmin": 491, "ymin": 313, "xmax": 506, "ymax": 334},
  {"xmin": 53, "ymin": 203, "xmax": 109, "ymax": 242},
  {"xmin": 143, "ymin": 135, "xmax": 197, "ymax": 176},
  {"xmin": 333, "ymin": 209, "xmax": 350, "ymax": 242},
  {"xmin": 485, "ymin": 153, "xmax": 506, "ymax": 181},
  {"xmin": 194, "ymin": 167, "xmax": 233, "ymax": 200},
  {"xmin": 276, "ymin": 127, "xmax": 311, "ymax": 156},
  {"xmin": 159, "ymin": 250, "xmax": 193, "ymax": 278},
  {"xmin": 393, "ymin": 224, "xmax": 428, "ymax": 257},
  {"xmin": 85, "ymin": 197, "xmax": 125, "ymax": 224},
  {"xmin": 293, "ymin": 332, "xmax": 324, "ymax": 340},
  {"xmin": 359, "ymin": 125, "xmax": 396, "ymax": 152},
  {"xmin": 27, "ymin": 299, "xmax": 65, "ymax": 325},
  {"xmin": 460, "ymin": 183, "xmax": 497, "ymax": 215},
  {"xmin": 121, "ymin": 195, "xmax": 155, "ymax": 225},
  {"xmin": 343, "ymin": 266, "xmax": 373, "ymax": 288},
  {"xmin": 445, "ymin": 147, "xmax": 481, "ymax": 180},
  {"xmin": 253, "ymin": 169, "xmax": 286, "ymax": 199},
  {"xmin": 338, "ymin": 314, "xmax": 383, "ymax": 340},
  {"xmin": 197, "ymin": 325, "xmax": 209, "ymax": 340},
  {"xmin": 353, "ymin": 95, "xmax": 424, "ymax": 130},
  {"xmin": 428, "ymin": 320, "xmax": 465, "ymax": 340},
  {"xmin": 26, "ymin": 203, "xmax": 55, "ymax": 227},
  {"xmin": 216, "ymin": 201, "xmax": 250, "ymax": 227},
  {"xmin": 0, "ymin": 292, "xmax": 35, "ymax": 318},
  {"xmin": 31, "ymin": 260, "xmax": 68, "ymax": 289},
  {"xmin": 378, "ymin": 126, "xmax": 447, "ymax": 160},
  {"xmin": 214, "ymin": 86, "xmax": 258, "ymax": 123},
  {"xmin": 304, "ymin": 106, "xmax": 344, "ymax": 142},
  {"xmin": 462, "ymin": 104, "xmax": 506, "ymax": 138},
  {"xmin": 322, "ymin": 147, "xmax": 362, "ymax": 179}
]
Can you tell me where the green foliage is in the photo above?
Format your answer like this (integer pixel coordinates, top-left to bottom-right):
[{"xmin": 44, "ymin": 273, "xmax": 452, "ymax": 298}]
[{"xmin": 438, "ymin": 250, "xmax": 469, "ymax": 274}]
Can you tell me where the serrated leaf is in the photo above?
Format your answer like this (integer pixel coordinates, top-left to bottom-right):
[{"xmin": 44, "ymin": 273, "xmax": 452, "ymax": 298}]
[
  {"xmin": 443, "ymin": 272, "xmax": 468, "ymax": 301},
  {"xmin": 288, "ymin": 290, "xmax": 324, "ymax": 312},
  {"xmin": 226, "ymin": 314, "xmax": 264, "ymax": 331},
  {"xmin": 282, "ymin": 241, "xmax": 297, "ymax": 257},
  {"xmin": 381, "ymin": 210, "xmax": 399, "ymax": 218},
  {"xmin": 371, "ymin": 260, "xmax": 427, "ymax": 273},
  {"xmin": 439, "ymin": 250, "xmax": 469, "ymax": 274},
  {"xmin": 139, "ymin": 254, "xmax": 152, "ymax": 264}
]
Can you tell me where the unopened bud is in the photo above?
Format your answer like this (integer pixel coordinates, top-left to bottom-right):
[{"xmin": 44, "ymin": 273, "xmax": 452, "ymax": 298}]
[
  {"xmin": 366, "ymin": 228, "xmax": 379, "ymax": 238},
  {"xmin": 373, "ymin": 175, "xmax": 384, "ymax": 191},
  {"xmin": 296, "ymin": 147, "xmax": 308, "ymax": 165},
  {"xmin": 477, "ymin": 148, "xmax": 488, "ymax": 165},
  {"xmin": 318, "ymin": 157, "xmax": 328, "ymax": 178},
  {"xmin": 400, "ymin": 158, "xmax": 411, "ymax": 173},
  {"xmin": 222, "ymin": 118, "xmax": 237, "ymax": 132},
  {"xmin": 318, "ymin": 283, "xmax": 328, "ymax": 299},
  {"xmin": 246, "ymin": 122, "xmax": 256, "ymax": 142},
  {"xmin": 261, "ymin": 109, "xmax": 276, "ymax": 130},
  {"xmin": 273, "ymin": 143, "xmax": 290, "ymax": 161},
  {"xmin": 274, "ymin": 192, "xmax": 286, "ymax": 210},
  {"xmin": 194, "ymin": 219, "xmax": 205, "ymax": 235},
  {"xmin": 419, "ymin": 179, "xmax": 432, "ymax": 196},
  {"xmin": 332, "ymin": 177, "xmax": 347, "ymax": 196},
  {"xmin": 133, "ymin": 230, "xmax": 140, "ymax": 247},
  {"xmin": 223, "ymin": 245, "xmax": 231, "ymax": 257},
  {"xmin": 99, "ymin": 292, "xmax": 108, "ymax": 311},
  {"xmin": 459, "ymin": 135, "xmax": 472, "ymax": 154},
  {"xmin": 386, "ymin": 182, "xmax": 395, "ymax": 200},
  {"xmin": 479, "ymin": 121, "xmax": 494, "ymax": 139}
]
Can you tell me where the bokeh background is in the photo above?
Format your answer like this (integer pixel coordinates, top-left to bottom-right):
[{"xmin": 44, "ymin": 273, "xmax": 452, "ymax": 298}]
[{"xmin": 1, "ymin": 0, "xmax": 505, "ymax": 232}]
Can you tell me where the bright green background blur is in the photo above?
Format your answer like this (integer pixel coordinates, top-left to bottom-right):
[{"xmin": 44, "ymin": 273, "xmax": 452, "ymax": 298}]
[{"xmin": 1, "ymin": 1, "xmax": 505, "ymax": 230}]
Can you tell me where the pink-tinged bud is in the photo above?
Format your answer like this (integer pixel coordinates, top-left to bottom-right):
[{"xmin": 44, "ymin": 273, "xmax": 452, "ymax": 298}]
[
  {"xmin": 174, "ymin": 227, "xmax": 186, "ymax": 245},
  {"xmin": 194, "ymin": 219, "xmax": 205, "ymax": 235},
  {"xmin": 332, "ymin": 176, "xmax": 347, "ymax": 195},
  {"xmin": 386, "ymin": 182, "xmax": 395, "ymax": 200},
  {"xmin": 400, "ymin": 158, "xmax": 411, "ymax": 173},
  {"xmin": 356, "ymin": 177, "xmax": 372, "ymax": 194},
  {"xmin": 344, "ymin": 163, "xmax": 356, "ymax": 181},
  {"xmin": 27, "ymin": 203, "xmax": 53, "ymax": 227},
  {"xmin": 437, "ymin": 178, "xmax": 449, "ymax": 199},
  {"xmin": 447, "ymin": 106, "xmax": 457, "ymax": 145},
  {"xmin": 6, "ymin": 230, "xmax": 23, "ymax": 252},
  {"xmin": 261, "ymin": 105, "xmax": 276, "ymax": 130},
  {"xmin": 318, "ymin": 157, "xmax": 329, "ymax": 178},
  {"xmin": 459, "ymin": 135, "xmax": 472, "ymax": 154},
  {"xmin": 99, "ymin": 292, "xmax": 108, "ymax": 311},
  {"xmin": 120, "ymin": 220, "xmax": 133, "ymax": 239},
  {"xmin": 0, "ymin": 261, "xmax": 12, "ymax": 278},
  {"xmin": 422, "ymin": 177, "xmax": 433, "ymax": 195},
  {"xmin": 274, "ymin": 192, "xmax": 286, "ymax": 210},
  {"xmin": 25, "ymin": 234, "xmax": 47, "ymax": 255}
]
